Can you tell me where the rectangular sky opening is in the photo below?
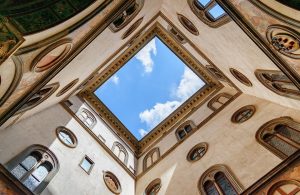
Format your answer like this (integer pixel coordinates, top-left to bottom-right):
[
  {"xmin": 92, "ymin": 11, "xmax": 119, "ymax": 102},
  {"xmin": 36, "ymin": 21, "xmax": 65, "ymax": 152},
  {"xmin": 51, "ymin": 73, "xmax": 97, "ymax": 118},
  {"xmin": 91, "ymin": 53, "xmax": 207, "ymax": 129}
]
[{"xmin": 94, "ymin": 37, "xmax": 205, "ymax": 140}]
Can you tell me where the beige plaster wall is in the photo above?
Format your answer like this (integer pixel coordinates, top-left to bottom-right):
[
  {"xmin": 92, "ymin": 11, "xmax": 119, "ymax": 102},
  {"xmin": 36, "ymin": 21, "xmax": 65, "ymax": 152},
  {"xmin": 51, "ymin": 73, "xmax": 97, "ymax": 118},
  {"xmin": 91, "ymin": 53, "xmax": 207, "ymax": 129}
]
[
  {"xmin": 136, "ymin": 93, "xmax": 300, "ymax": 195},
  {"xmin": 68, "ymin": 96, "xmax": 137, "ymax": 173},
  {"xmin": 0, "ymin": 104, "xmax": 135, "ymax": 195}
]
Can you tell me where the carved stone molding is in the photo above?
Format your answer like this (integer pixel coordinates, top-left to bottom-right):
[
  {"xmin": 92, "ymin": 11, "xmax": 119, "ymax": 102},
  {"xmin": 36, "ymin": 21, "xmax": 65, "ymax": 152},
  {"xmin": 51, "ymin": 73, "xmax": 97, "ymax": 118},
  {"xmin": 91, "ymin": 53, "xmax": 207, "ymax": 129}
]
[{"xmin": 80, "ymin": 22, "xmax": 220, "ymax": 152}]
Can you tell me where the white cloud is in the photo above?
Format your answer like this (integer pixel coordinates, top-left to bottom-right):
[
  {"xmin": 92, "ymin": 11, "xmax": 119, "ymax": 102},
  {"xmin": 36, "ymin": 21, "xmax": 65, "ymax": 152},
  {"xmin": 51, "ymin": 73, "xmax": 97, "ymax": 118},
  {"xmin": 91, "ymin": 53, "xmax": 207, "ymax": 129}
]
[
  {"xmin": 139, "ymin": 101, "xmax": 181, "ymax": 129},
  {"xmin": 138, "ymin": 67, "xmax": 204, "ymax": 132},
  {"xmin": 138, "ymin": 129, "xmax": 149, "ymax": 138},
  {"xmin": 135, "ymin": 39, "xmax": 157, "ymax": 73},
  {"xmin": 111, "ymin": 75, "xmax": 119, "ymax": 85},
  {"xmin": 175, "ymin": 67, "xmax": 205, "ymax": 101}
]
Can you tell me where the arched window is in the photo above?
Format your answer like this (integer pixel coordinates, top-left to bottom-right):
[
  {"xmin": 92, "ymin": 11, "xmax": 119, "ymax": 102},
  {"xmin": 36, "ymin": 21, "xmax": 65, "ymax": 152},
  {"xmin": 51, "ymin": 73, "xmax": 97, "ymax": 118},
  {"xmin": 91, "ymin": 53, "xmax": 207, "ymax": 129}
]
[
  {"xmin": 112, "ymin": 142, "xmax": 128, "ymax": 165},
  {"xmin": 255, "ymin": 70, "xmax": 300, "ymax": 100},
  {"xmin": 77, "ymin": 108, "xmax": 97, "ymax": 129},
  {"xmin": 145, "ymin": 178, "xmax": 161, "ymax": 195},
  {"xmin": 188, "ymin": 0, "xmax": 230, "ymax": 28},
  {"xmin": 207, "ymin": 93, "xmax": 232, "ymax": 111},
  {"xmin": 5, "ymin": 145, "xmax": 59, "ymax": 194},
  {"xmin": 256, "ymin": 117, "xmax": 300, "ymax": 159},
  {"xmin": 175, "ymin": 120, "xmax": 196, "ymax": 141},
  {"xmin": 143, "ymin": 147, "xmax": 160, "ymax": 171},
  {"xmin": 16, "ymin": 83, "xmax": 59, "ymax": 114},
  {"xmin": 199, "ymin": 165, "xmax": 243, "ymax": 195},
  {"xmin": 109, "ymin": 0, "xmax": 144, "ymax": 32}
]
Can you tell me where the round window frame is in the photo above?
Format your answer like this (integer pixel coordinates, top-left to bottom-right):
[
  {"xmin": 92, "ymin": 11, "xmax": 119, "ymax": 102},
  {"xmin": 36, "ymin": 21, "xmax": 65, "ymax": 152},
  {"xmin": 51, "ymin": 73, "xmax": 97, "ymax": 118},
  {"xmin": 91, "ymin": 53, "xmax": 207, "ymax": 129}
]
[
  {"xmin": 56, "ymin": 78, "xmax": 79, "ymax": 97},
  {"xmin": 103, "ymin": 171, "xmax": 122, "ymax": 194},
  {"xmin": 56, "ymin": 126, "xmax": 78, "ymax": 148},
  {"xmin": 145, "ymin": 178, "xmax": 162, "ymax": 195},
  {"xmin": 231, "ymin": 105, "xmax": 256, "ymax": 124},
  {"xmin": 187, "ymin": 142, "xmax": 208, "ymax": 162},
  {"xmin": 229, "ymin": 68, "xmax": 253, "ymax": 87}
]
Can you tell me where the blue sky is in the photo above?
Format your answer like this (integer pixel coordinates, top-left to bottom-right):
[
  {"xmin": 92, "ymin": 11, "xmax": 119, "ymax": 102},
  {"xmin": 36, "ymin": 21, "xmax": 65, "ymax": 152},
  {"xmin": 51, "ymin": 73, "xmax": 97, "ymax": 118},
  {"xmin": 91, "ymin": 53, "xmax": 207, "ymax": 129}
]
[{"xmin": 94, "ymin": 37, "xmax": 205, "ymax": 140}]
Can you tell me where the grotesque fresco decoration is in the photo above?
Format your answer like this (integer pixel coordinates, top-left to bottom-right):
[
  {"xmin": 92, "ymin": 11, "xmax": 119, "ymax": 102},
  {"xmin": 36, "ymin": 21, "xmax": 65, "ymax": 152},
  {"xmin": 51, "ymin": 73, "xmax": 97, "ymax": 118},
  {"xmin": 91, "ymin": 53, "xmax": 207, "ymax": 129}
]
[
  {"xmin": 0, "ymin": 0, "xmax": 96, "ymax": 35},
  {"xmin": 0, "ymin": 16, "xmax": 22, "ymax": 65}
]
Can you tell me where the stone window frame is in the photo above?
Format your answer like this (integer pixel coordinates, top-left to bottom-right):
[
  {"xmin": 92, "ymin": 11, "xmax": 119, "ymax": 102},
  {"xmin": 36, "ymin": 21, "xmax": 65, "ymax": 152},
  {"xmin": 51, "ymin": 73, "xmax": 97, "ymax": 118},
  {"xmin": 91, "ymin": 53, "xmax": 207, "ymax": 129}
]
[
  {"xmin": 121, "ymin": 17, "xmax": 143, "ymax": 40},
  {"xmin": 177, "ymin": 13, "xmax": 199, "ymax": 36},
  {"xmin": 5, "ymin": 144, "xmax": 59, "ymax": 194},
  {"xmin": 56, "ymin": 78, "xmax": 79, "ymax": 97},
  {"xmin": 207, "ymin": 92, "xmax": 232, "ymax": 111},
  {"xmin": 109, "ymin": 0, "xmax": 144, "ymax": 32},
  {"xmin": 16, "ymin": 82, "xmax": 60, "ymax": 114},
  {"xmin": 79, "ymin": 155, "xmax": 94, "ymax": 175},
  {"xmin": 55, "ymin": 126, "xmax": 78, "ymax": 148},
  {"xmin": 231, "ymin": 105, "xmax": 256, "ymax": 124},
  {"xmin": 77, "ymin": 108, "xmax": 97, "ymax": 129},
  {"xmin": 188, "ymin": 0, "xmax": 231, "ymax": 28},
  {"xmin": 229, "ymin": 68, "xmax": 253, "ymax": 87},
  {"xmin": 255, "ymin": 69, "xmax": 300, "ymax": 100},
  {"xmin": 198, "ymin": 164, "xmax": 243, "ymax": 195},
  {"xmin": 206, "ymin": 65, "xmax": 227, "ymax": 82},
  {"xmin": 103, "ymin": 171, "xmax": 122, "ymax": 194},
  {"xmin": 175, "ymin": 120, "xmax": 197, "ymax": 141},
  {"xmin": 187, "ymin": 142, "xmax": 208, "ymax": 162},
  {"xmin": 256, "ymin": 116, "xmax": 300, "ymax": 160},
  {"xmin": 145, "ymin": 178, "xmax": 162, "ymax": 195},
  {"xmin": 143, "ymin": 147, "xmax": 160, "ymax": 172},
  {"xmin": 111, "ymin": 141, "xmax": 129, "ymax": 165}
]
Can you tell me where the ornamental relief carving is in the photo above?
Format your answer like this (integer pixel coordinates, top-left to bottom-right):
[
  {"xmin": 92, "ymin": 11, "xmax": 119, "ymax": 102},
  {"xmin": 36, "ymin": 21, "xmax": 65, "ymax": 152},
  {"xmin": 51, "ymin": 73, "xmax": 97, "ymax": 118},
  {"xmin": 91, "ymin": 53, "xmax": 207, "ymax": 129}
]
[{"xmin": 266, "ymin": 25, "xmax": 300, "ymax": 59}]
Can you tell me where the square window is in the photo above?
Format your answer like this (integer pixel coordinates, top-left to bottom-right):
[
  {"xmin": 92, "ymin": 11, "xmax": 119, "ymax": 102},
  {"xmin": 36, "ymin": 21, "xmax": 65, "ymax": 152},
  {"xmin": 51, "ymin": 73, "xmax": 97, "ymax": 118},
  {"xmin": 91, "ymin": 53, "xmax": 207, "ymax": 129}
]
[
  {"xmin": 80, "ymin": 156, "xmax": 94, "ymax": 174},
  {"xmin": 208, "ymin": 4, "xmax": 226, "ymax": 20}
]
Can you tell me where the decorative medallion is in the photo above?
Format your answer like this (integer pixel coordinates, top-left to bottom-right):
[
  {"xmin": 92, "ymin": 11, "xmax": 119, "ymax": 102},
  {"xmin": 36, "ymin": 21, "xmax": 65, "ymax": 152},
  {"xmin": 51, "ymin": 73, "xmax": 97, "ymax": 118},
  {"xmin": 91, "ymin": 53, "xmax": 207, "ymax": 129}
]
[
  {"xmin": 229, "ymin": 68, "xmax": 252, "ymax": 87},
  {"xmin": 187, "ymin": 142, "xmax": 208, "ymax": 162},
  {"xmin": 56, "ymin": 78, "xmax": 79, "ymax": 97},
  {"xmin": 122, "ymin": 17, "xmax": 143, "ymax": 39},
  {"xmin": 177, "ymin": 13, "xmax": 199, "ymax": 36},
  {"xmin": 31, "ymin": 39, "xmax": 73, "ymax": 72},
  {"xmin": 268, "ymin": 180, "xmax": 300, "ymax": 195},
  {"xmin": 103, "ymin": 171, "xmax": 122, "ymax": 194},
  {"xmin": 231, "ymin": 105, "xmax": 256, "ymax": 123},
  {"xmin": 266, "ymin": 25, "xmax": 300, "ymax": 59}
]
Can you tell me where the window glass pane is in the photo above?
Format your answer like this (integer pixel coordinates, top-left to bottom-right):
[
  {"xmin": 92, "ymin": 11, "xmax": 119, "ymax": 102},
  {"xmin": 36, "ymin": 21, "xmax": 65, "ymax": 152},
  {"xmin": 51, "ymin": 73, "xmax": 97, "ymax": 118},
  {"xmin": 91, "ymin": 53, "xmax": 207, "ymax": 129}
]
[
  {"xmin": 86, "ymin": 118, "xmax": 93, "ymax": 126},
  {"xmin": 215, "ymin": 172, "xmax": 238, "ymax": 195},
  {"xmin": 204, "ymin": 181, "xmax": 219, "ymax": 195},
  {"xmin": 185, "ymin": 125, "xmax": 192, "ymax": 133},
  {"xmin": 21, "ymin": 155, "xmax": 38, "ymax": 171},
  {"xmin": 59, "ymin": 131, "xmax": 74, "ymax": 145},
  {"xmin": 11, "ymin": 165, "xmax": 27, "ymax": 179},
  {"xmin": 208, "ymin": 4, "xmax": 226, "ymax": 20},
  {"xmin": 81, "ymin": 157, "xmax": 93, "ymax": 172},
  {"xmin": 275, "ymin": 125, "xmax": 300, "ymax": 144},
  {"xmin": 178, "ymin": 130, "xmax": 186, "ymax": 139},
  {"xmin": 32, "ymin": 165, "xmax": 49, "ymax": 182},
  {"xmin": 197, "ymin": 0, "xmax": 211, "ymax": 7},
  {"xmin": 268, "ymin": 136, "xmax": 297, "ymax": 156},
  {"xmin": 23, "ymin": 175, "xmax": 40, "ymax": 191}
]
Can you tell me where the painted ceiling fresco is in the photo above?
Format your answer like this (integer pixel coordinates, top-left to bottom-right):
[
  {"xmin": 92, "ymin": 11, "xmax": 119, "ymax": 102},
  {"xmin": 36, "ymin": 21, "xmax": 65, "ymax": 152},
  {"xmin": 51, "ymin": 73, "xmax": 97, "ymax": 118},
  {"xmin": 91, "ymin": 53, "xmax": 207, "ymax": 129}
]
[{"xmin": 0, "ymin": 0, "xmax": 96, "ymax": 34}]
